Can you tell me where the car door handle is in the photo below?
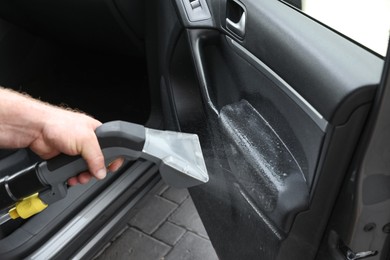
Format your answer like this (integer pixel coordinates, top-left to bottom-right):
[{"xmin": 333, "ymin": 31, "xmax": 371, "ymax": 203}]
[
  {"xmin": 226, "ymin": 13, "xmax": 246, "ymax": 38},
  {"xmin": 226, "ymin": 0, "xmax": 246, "ymax": 38}
]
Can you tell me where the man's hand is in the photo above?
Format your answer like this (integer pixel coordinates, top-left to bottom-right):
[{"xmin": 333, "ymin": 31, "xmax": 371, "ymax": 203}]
[{"xmin": 0, "ymin": 87, "xmax": 124, "ymax": 185}]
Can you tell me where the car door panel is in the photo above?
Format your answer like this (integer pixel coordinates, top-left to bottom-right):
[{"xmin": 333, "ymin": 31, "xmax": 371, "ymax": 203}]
[
  {"xmin": 186, "ymin": 30, "xmax": 314, "ymax": 232},
  {"xmin": 156, "ymin": 0, "xmax": 384, "ymax": 259}
]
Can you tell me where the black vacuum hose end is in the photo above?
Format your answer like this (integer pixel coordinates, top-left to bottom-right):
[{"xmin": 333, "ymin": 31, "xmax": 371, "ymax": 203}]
[{"xmin": 0, "ymin": 163, "xmax": 47, "ymax": 211}]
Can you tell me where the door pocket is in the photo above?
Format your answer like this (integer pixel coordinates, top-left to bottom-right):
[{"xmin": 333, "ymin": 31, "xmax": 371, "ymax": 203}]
[{"xmin": 219, "ymin": 99, "xmax": 309, "ymax": 232}]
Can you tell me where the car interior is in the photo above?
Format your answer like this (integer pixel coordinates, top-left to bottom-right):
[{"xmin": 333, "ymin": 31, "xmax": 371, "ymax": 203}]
[
  {"xmin": 0, "ymin": 0, "xmax": 388, "ymax": 259},
  {"xmin": 0, "ymin": 0, "xmax": 161, "ymax": 259}
]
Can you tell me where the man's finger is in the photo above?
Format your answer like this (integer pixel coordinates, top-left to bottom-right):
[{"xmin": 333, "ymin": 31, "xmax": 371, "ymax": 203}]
[{"xmin": 81, "ymin": 135, "xmax": 106, "ymax": 179}]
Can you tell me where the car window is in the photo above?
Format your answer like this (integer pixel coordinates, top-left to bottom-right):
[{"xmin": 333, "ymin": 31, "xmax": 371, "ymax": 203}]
[{"xmin": 282, "ymin": 0, "xmax": 390, "ymax": 57}]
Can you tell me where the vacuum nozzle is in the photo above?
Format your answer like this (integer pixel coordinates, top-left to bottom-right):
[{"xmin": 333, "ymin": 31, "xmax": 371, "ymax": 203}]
[{"xmin": 142, "ymin": 128, "xmax": 209, "ymax": 188}]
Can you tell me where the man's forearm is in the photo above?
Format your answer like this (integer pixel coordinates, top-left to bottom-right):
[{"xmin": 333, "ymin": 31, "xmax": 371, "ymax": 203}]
[{"xmin": 0, "ymin": 87, "xmax": 49, "ymax": 148}]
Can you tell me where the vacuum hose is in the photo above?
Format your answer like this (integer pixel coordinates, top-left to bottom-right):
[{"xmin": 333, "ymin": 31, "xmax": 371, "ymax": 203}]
[
  {"xmin": 0, "ymin": 120, "xmax": 208, "ymax": 221},
  {"xmin": 0, "ymin": 164, "xmax": 47, "ymax": 211}
]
